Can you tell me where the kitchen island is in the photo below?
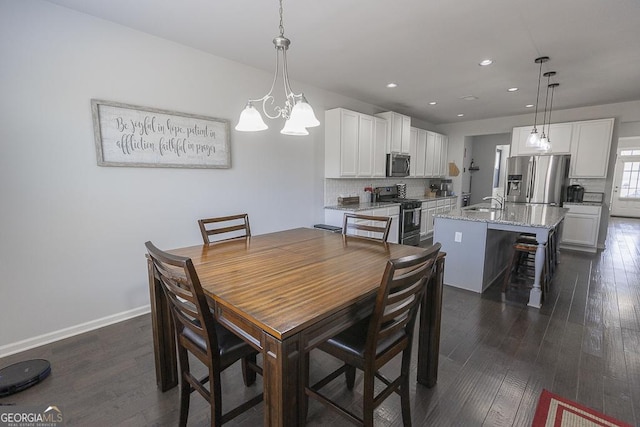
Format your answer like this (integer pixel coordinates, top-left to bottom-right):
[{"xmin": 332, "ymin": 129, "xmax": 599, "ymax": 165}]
[{"xmin": 433, "ymin": 202, "xmax": 567, "ymax": 308}]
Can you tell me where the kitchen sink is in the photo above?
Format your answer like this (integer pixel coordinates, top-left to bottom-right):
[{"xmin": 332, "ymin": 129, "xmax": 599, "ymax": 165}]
[{"xmin": 463, "ymin": 206, "xmax": 502, "ymax": 213}]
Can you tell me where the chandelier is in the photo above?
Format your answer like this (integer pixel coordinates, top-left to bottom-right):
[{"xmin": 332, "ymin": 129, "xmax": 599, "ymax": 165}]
[
  {"xmin": 235, "ymin": 0, "xmax": 319, "ymax": 136},
  {"xmin": 525, "ymin": 56, "xmax": 550, "ymax": 148}
]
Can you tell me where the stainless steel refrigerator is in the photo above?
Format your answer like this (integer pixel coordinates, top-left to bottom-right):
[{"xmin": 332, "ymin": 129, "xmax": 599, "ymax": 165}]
[{"xmin": 505, "ymin": 155, "xmax": 570, "ymax": 205}]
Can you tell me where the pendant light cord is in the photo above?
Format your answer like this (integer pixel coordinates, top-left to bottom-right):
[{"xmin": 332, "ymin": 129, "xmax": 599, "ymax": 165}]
[
  {"xmin": 548, "ymin": 84, "xmax": 557, "ymax": 134},
  {"xmin": 532, "ymin": 59, "xmax": 544, "ymax": 132},
  {"xmin": 541, "ymin": 74, "xmax": 551, "ymax": 136}
]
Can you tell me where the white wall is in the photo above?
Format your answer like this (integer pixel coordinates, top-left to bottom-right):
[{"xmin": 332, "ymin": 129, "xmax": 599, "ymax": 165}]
[
  {"xmin": 0, "ymin": 1, "xmax": 383, "ymax": 354},
  {"xmin": 467, "ymin": 133, "xmax": 510, "ymax": 205}
]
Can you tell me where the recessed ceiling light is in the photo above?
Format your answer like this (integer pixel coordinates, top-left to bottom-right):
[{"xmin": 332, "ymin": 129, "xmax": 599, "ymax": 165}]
[
  {"xmin": 457, "ymin": 113, "xmax": 465, "ymax": 117},
  {"xmin": 428, "ymin": 101, "xmax": 437, "ymax": 105},
  {"xmin": 525, "ymin": 104, "xmax": 535, "ymax": 108},
  {"xmin": 479, "ymin": 59, "xmax": 493, "ymax": 66},
  {"xmin": 386, "ymin": 83, "xmax": 398, "ymax": 88},
  {"xmin": 460, "ymin": 95, "xmax": 478, "ymax": 101},
  {"xmin": 508, "ymin": 87, "xmax": 519, "ymax": 92}
]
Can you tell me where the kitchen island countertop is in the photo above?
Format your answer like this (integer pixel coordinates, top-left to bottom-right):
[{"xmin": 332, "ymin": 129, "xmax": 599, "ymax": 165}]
[{"xmin": 435, "ymin": 202, "xmax": 568, "ymax": 229}]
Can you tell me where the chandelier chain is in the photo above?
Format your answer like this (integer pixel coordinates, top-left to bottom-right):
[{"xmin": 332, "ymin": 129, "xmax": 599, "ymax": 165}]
[{"xmin": 279, "ymin": 0, "xmax": 285, "ymax": 37}]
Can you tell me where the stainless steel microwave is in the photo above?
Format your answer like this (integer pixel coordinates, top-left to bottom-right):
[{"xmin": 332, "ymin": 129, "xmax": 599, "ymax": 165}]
[{"xmin": 386, "ymin": 153, "xmax": 410, "ymax": 177}]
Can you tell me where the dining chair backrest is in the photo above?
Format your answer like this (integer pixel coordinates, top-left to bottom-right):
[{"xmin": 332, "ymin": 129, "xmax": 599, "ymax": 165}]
[
  {"xmin": 145, "ymin": 241, "xmax": 219, "ymax": 364},
  {"xmin": 198, "ymin": 213, "xmax": 251, "ymax": 244},
  {"xmin": 366, "ymin": 241, "xmax": 442, "ymax": 357},
  {"xmin": 342, "ymin": 213, "xmax": 392, "ymax": 242}
]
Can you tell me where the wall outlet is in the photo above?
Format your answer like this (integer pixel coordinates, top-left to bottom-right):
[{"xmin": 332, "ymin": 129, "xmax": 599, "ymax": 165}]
[{"xmin": 454, "ymin": 232, "xmax": 463, "ymax": 243}]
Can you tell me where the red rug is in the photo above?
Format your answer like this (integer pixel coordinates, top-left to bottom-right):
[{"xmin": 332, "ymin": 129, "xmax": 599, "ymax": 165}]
[{"xmin": 532, "ymin": 389, "xmax": 633, "ymax": 427}]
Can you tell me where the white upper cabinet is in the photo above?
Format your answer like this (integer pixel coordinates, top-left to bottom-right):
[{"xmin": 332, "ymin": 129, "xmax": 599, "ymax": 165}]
[
  {"xmin": 416, "ymin": 129, "xmax": 428, "ymax": 177},
  {"xmin": 439, "ymin": 135, "xmax": 449, "ymax": 176},
  {"xmin": 425, "ymin": 131, "xmax": 436, "ymax": 177},
  {"xmin": 569, "ymin": 118, "xmax": 614, "ymax": 178},
  {"xmin": 409, "ymin": 127, "xmax": 427, "ymax": 177},
  {"xmin": 356, "ymin": 114, "xmax": 374, "ymax": 177},
  {"xmin": 408, "ymin": 128, "xmax": 448, "ymax": 178},
  {"xmin": 325, "ymin": 108, "xmax": 389, "ymax": 178},
  {"xmin": 372, "ymin": 117, "xmax": 388, "ymax": 177},
  {"xmin": 511, "ymin": 122, "xmax": 573, "ymax": 156},
  {"xmin": 375, "ymin": 111, "xmax": 411, "ymax": 154},
  {"xmin": 409, "ymin": 127, "xmax": 418, "ymax": 177},
  {"xmin": 511, "ymin": 118, "xmax": 614, "ymax": 179}
]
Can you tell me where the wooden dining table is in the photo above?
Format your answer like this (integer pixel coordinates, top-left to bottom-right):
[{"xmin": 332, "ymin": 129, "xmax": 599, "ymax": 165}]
[{"xmin": 147, "ymin": 227, "xmax": 445, "ymax": 426}]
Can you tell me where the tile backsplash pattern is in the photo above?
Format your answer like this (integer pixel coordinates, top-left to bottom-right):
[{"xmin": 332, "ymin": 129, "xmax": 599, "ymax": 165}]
[
  {"xmin": 569, "ymin": 178, "xmax": 607, "ymax": 193},
  {"xmin": 325, "ymin": 178, "xmax": 436, "ymax": 206}
]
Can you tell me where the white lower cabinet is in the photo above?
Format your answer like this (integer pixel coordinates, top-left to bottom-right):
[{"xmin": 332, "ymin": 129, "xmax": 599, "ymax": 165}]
[
  {"xmin": 421, "ymin": 198, "xmax": 456, "ymax": 239},
  {"xmin": 560, "ymin": 204, "xmax": 602, "ymax": 252},
  {"xmin": 324, "ymin": 206, "xmax": 400, "ymax": 243}
]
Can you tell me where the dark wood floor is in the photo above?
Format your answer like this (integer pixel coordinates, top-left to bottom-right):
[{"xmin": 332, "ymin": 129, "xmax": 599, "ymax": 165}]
[{"xmin": 1, "ymin": 217, "xmax": 639, "ymax": 426}]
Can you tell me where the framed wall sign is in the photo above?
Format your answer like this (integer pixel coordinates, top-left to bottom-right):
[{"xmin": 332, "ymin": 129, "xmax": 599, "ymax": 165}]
[{"xmin": 91, "ymin": 99, "xmax": 231, "ymax": 168}]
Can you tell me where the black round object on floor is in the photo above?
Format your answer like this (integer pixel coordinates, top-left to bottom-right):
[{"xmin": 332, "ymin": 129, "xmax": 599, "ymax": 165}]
[{"xmin": 0, "ymin": 359, "xmax": 51, "ymax": 397}]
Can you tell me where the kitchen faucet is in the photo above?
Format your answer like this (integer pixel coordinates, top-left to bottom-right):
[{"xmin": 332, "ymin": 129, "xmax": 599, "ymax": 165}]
[{"xmin": 482, "ymin": 195, "xmax": 504, "ymax": 209}]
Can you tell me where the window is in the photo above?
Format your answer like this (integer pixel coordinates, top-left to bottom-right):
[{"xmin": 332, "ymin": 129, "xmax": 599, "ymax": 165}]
[
  {"xmin": 619, "ymin": 148, "xmax": 640, "ymax": 199},
  {"xmin": 620, "ymin": 149, "xmax": 640, "ymax": 155},
  {"xmin": 493, "ymin": 149, "xmax": 502, "ymax": 188}
]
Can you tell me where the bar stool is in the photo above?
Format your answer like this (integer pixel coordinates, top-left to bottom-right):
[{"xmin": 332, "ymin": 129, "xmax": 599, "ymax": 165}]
[{"xmin": 503, "ymin": 235, "xmax": 549, "ymax": 296}]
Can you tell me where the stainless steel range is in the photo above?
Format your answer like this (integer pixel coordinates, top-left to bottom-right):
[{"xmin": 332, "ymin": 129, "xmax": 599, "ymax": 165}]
[{"xmin": 374, "ymin": 186, "xmax": 422, "ymax": 246}]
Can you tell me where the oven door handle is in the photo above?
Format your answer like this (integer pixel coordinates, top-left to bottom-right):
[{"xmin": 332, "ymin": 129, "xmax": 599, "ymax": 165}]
[{"xmin": 411, "ymin": 207, "xmax": 422, "ymax": 226}]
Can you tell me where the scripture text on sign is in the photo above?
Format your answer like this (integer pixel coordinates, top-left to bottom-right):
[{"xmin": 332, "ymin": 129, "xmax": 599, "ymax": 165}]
[{"xmin": 92, "ymin": 100, "xmax": 230, "ymax": 168}]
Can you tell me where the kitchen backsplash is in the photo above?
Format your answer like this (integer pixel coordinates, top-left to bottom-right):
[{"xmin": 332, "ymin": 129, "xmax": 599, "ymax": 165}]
[
  {"xmin": 568, "ymin": 178, "xmax": 607, "ymax": 193},
  {"xmin": 325, "ymin": 178, "xmax": 436, "ymax": 206}
]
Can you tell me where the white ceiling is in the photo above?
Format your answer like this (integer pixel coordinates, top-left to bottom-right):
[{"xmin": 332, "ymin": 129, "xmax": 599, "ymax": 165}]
[{"xmin": 44, "ymin": 0, "xmax": 640, "ymax": 125}]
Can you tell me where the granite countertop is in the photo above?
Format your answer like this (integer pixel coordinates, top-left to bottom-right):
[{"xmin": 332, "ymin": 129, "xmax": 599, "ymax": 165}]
[
  {"xmin": 324, "ymin": 201, "xmax": 400, "ymax": 211},
  {"xmin": 563, "ymin": 202, "xmax": 604, "ymax": 207},
  {"xmin": 436, "ymin": 202, "xmax": 568, "ymax": 229},
  {"xmin": 325, "ymin": 194, "xmax": 457, "ymax": 211},
  {"xmin": 414, "ymin": 195, "xmax": 458, "ymax": 202}
]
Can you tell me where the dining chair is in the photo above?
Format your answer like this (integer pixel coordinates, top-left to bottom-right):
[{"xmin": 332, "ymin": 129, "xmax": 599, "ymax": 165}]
[
  {"xmin": 303, "ymin": 242, "xmax": 441, "ymax": 426},
  {"xmin": 145, "ymin": 241, "xmax": 262, "ymax": 426},
  {"xmin": 198, "ymin": 214, "xmax": 251, "ymax": 244},
  {"xmin": 342, "ymin": 213, "xmax": 392, "ymax": 242}
]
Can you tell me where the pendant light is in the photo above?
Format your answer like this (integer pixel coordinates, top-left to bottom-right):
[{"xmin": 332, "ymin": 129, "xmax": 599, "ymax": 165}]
[
  {"xmin": 526, "ymin": 56, "xmax": 550, "ymax": 148},
  {"xmin": 537, "ymin": 71, "xmax": 556, "ymax": 151},
  {"xmin": 540, "ymin": 82, "xmax": 559, "ymax": 152},
  {"xmin": 235, "ymin": 0, "xmax": 319, "ymax": 135}
]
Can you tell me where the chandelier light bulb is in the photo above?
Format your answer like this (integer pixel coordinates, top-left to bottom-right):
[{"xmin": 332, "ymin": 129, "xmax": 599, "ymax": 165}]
[
  {"xmin": 526, "ymin": 129, "xmax": 540, "ymax": 148},
  {"xmin": 289, "ymin": 95, "xmax": 320, "ymax": 128},
  {"xmin": 281, "ymin": 118, "xmax": 309, "ymax": 135},
  {"xmin": 235, "ymin": 103, "xmax": 268, "ymax": 132}
]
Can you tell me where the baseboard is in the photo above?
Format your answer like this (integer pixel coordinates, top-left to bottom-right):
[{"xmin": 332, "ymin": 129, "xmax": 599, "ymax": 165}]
[{"xmin": 0, "ymin": 305, "xmax": 150, "ymax": 358}]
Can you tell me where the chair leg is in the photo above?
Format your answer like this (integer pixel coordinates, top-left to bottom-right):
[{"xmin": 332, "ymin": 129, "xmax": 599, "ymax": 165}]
[
  {"xmin": 242, "ymin": 354, "xmax": 257, "ymax": 386},
  {"xmin": 503, "ymin": 247, "xmax": 518, "ymax": 292},
  {"xmin": 345, "ymin": 364, "xmax": 356, "ymax": 390},
  {"xmin": 177, "ymin": 345, "xmax": 191, "ymax": 427},
  {"xmin": 210, "ymin": 371, "xmax": 223, "ymax": 427},
  {"xmin": 400, "ymin": 349, "xmax": 413, "ymax": 427},
  {"xmin": 179, "ymin": 376, "xmax": 190, "ymax": 427},
  {"xmin": 362, "ymin": 368, "xmax": 375, "ymax": 427}
]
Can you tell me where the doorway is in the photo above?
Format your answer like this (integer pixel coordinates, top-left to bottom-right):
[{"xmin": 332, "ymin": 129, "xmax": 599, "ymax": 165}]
[
  {"xmin": 492, "ymin": 144, "xmax": 510, "ymax": 200},
  {"xmin": 611, "ymin": 137, "xmax": 640, "ymax": 218}
]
